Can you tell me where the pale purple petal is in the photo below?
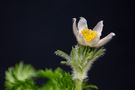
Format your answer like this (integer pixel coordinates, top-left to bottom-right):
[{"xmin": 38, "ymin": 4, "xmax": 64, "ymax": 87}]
[
  {"xmin": 93, "ymin": 20, "xmax": 104, "ymax": 37},
  {"xmin": 78, "ymin": 17, "xmax": 88, "ymax": 31},
  {"xmin": 72, "ymin": 18, "xmax": 79, "ymax": 37},
  {"xmin": 95, "ymin": 32, "xmax": 115, "ymax": 47}
]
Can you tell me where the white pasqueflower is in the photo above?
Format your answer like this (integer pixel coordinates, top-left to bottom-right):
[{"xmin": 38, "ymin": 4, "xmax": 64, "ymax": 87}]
[{"xmin": 73, "ymin": 17, "xmax": 115, "ymax": 47}]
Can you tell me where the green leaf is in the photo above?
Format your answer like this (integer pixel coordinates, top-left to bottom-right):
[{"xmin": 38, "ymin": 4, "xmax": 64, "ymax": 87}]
[
  {"xmin": 55, "ymin": 50, "xmax": 70, "ymax": 61},
  {"xmin": 82, "ymin": 80, "xmax": 98, "ymax": 90},
  {"xmin": 5, "ymin": 62, "xmax": 37, "ymax": 90},
  {"xmin": 55, "ymin": 44, "xmax": 106, "ymax": 81},
  {"xmin": 37, "ymin": 68, "xmax": 75, "ymax": 90},
  {"xmin": 83, "ymin": 84, "xmax": 98, "ymax": 90},
  {"xmin": 5, "ymin": 62, "xmax": 98, "ymax": 90}
]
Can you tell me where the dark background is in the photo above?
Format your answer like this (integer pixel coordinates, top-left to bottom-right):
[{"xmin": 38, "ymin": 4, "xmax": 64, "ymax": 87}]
[{"xmin": 0, "ymin": 0, "xmax": 135, "ymax": 90}]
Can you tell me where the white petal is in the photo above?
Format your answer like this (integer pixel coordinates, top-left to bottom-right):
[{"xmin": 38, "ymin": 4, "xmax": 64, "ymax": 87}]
[
  {"xmin": 78, "ymin": 17, "xmax": 88, "ymax": 31},
  {"xmin": 72, "ymin": 18, "xmax": 78, "ymax": 37},
  {"xmin": 93, "ymin": 20, "xmax": 104, "ymax": 37},
  {"xmin": 73, "ymin": 18, "xmax": 86, "ymax": 45},
  {"xmin": 95, "ymin": 32, "xmax": 115, "ymax": 47},
  {"xmin": 87, "ymin": 38, "xmax": 100, "ymax": 47},
  {"xmin": 77, "ymin": 35, "xmax": 86, "ymax": 45}
]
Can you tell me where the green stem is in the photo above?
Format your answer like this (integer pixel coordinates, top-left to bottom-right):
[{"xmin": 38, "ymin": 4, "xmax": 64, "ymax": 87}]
[{"xmin": 75, "ymin": 79, "xmax": 83, "ymax": 90}]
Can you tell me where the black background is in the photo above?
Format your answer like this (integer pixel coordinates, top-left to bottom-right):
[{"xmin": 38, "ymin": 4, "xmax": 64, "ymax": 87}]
[{"xmin": 0, "ymin": 0, "xmax": 135, "ymax": 90}]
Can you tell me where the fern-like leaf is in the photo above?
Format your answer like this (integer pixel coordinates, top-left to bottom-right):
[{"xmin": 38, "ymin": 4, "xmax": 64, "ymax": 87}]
[
  {"xmin": 55, "ymin": 50, "xmax": 70, "ymax": 61},
  {"xmin": 5, "ymin": 62, "xmax": 37, "ymax": 90},
  {"xmin": 55, "ymin": 45, "xmax": 106, "ymax": 81},
  {"xmin": 37, "ymin": 68, "xmax": 75, "ymax": 90}
]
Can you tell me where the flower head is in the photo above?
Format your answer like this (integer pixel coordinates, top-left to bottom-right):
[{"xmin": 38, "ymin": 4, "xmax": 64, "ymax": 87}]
[{"xmin": 73, "ymin": 17, "xmax": 115, "ymax": 47}]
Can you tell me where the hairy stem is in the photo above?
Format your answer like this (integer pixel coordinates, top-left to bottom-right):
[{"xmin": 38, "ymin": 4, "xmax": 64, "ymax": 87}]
[{"xmin": 75, "ymin": 79, "xmax": 83, "ymax": 90}]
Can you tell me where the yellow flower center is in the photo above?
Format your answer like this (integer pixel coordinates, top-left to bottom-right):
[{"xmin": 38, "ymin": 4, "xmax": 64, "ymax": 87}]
[{"xmin": 80, "ymin": 29, "xmax": 97, "ymax": 42}]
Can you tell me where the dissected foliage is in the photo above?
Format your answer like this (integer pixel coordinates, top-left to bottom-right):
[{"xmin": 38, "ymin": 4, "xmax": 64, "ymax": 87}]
[
  {"xmin": 55, "ymin": 45, "xmax": 105, "ymax": 80},
  {"xmin": 5, "ymin": 62, "xmax": 37, "ymax": 90},
  {"xmin": 5, "ymin": 62, "xmax": 98, "ymax": 90}
]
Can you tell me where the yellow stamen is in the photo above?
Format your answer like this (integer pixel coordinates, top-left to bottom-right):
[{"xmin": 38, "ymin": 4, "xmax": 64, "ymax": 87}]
[{"xmin": 80, "ymin": 29, "xmax": 97, "ymax": 42}]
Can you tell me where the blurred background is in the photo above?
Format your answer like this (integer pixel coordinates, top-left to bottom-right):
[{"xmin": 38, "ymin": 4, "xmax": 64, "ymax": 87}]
[{"xmin": 0, "ymin": 0, "xmax": 135, "ymax": 90}]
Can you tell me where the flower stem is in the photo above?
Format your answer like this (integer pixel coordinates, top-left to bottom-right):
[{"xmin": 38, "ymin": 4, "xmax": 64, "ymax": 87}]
[{"xmin": 75, "ymin": 79, "xmax": 83, "ymax": 90}]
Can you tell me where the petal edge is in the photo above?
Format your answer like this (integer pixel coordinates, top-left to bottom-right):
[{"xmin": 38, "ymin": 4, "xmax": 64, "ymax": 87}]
[
  {"xmin": 72, "ymin": 18, "xmax": 78, "ymax": 37},
  {"xmin": 95, "ymin": 32, "xmax": 115, "ymax": 47},
  {"xmin": 93, "ymin": 20, "xmax": 104, "ymax": 37},
  {"xmin": 78, "ymin": 17, "xmax": 88, "ymax": 31}
]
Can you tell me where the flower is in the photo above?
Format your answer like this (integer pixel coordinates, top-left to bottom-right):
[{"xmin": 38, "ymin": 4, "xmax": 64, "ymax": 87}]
[{"xmin": 73, "ymin": 17, "xmax": 115, "ymax": 47}]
